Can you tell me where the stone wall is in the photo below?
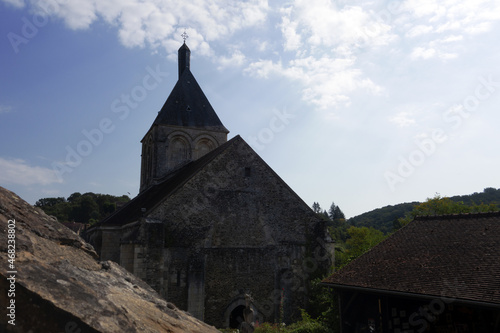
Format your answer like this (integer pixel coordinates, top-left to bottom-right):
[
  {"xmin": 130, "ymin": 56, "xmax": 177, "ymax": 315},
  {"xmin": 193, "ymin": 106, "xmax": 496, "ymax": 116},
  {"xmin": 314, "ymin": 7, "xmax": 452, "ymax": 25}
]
[
  {"xmin": 141, "ymin": 138, "xmax": 330, "ymax": 326},
  {"xmin": 140, "ymin": 125, "xmax": 228, "ymax": 191},
  {"xmin": 100, "ymin": 228, "xmax": 121, "ymax": 263},
  {"xmin": 88, "ymin": 137, "xmax": 332, "ymax": 328},
  {"xmin": 204, "ymin": 247, "xmax": 278, "ymax": 327},
  {"xmin": 163, "ymin": 247, "xmax": 190, "ymax": 311}
]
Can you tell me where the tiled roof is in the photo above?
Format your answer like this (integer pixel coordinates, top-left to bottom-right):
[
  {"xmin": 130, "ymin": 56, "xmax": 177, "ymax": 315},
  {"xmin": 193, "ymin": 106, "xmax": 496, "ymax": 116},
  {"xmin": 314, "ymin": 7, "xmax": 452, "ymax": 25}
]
[
  {"xmin": 97, "ymin": 136, "xmax": 241, "ymax": 227},
  {"xmin": 323, "ymin": 212, "xmax": 500, "ymax": 305},
  {"xmin": 152, "ymin": 68, "xmax": 228, "ymax": 133}
]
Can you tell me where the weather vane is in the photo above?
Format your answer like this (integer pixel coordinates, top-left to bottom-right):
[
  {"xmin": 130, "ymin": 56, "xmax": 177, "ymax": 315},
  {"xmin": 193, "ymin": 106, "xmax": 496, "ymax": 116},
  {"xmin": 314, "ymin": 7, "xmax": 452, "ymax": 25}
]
[{"xmin": 181, "ymin": 30, "xmax": 189, "ymax": 43}]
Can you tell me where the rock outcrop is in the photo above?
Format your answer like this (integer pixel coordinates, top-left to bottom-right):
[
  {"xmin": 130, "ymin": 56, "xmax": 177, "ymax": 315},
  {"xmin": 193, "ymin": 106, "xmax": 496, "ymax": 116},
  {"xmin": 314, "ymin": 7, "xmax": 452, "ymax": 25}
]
[{"xmin": 0, "ymin": 186, "xmax": 220, "ymax": 333}]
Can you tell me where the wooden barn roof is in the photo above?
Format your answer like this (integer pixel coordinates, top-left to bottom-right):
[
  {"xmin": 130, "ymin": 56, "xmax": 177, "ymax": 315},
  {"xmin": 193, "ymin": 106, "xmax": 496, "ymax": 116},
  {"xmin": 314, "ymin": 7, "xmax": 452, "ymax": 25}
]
[{"xmin": 323, "ymin": 212, "xmax": 500, "ymax": 306}]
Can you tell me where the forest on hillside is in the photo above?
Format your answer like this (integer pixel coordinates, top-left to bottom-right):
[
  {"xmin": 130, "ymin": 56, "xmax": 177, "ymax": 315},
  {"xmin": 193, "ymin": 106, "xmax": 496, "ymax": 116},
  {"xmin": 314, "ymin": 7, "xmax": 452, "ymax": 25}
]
[
  {"xmin": 347, "ymin": 187, "xmax": 500, "ymax": 234},
  {"xmin": 315, "ymin": 188, "xmax": 500, "ymax": 271},
  {"xmin": 35, "ymin": 192, "xmax": 130, "ymax": 225}
]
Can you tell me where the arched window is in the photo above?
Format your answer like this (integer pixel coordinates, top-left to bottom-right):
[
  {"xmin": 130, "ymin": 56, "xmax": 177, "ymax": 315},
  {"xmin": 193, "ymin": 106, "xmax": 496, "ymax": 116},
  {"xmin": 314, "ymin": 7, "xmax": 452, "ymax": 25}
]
[
  {"xmin": 167, "ymin": 136, "xmax": 189, "ymax": 168},
  {"xmin": 194, "ymin": 138, "xmax": 216, "ymax": 159}
]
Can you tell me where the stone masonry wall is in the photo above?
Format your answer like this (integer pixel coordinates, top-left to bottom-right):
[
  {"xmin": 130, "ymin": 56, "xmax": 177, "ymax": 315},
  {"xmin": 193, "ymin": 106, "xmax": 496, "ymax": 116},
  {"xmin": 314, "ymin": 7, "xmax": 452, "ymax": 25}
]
[
  {"xmin": 204, "ymin": 247, "xmax": 278, "ymax": 327},
  {"xmin": 100, "ymin": 229, "xmax": 121, "ymax": 263},
  {"xmin": 142, "ymin": 137, "xmax": 330, "ymax": 326}
]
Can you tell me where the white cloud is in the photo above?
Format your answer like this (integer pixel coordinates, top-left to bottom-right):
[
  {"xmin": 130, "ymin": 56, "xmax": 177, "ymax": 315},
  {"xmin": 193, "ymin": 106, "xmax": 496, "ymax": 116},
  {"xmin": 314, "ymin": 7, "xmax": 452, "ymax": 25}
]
[
  {"xmin": 0, "ymin": 105, "xmax": 13, "ymax": 114},
  {"xmin": 217, "ymin": 49, "xmax": 246, "ymax": 69},
  {"xmin": 409, "ymin": 34, "xmax": 464, "ymax": 60},
  {"xmin": 389, "ymin": 112, "xmax": 416, "ymax": 127},
  {"xmin": 2, "ymin": 0, "xmax": 24, "ymax": 8},
  {"xmin": 281, "ymin": 0, "xmax": 395, "ymax": 54},
  {"xmin": 0, "ymin": 158, "xmax": 63, "ymax": 186},
  {"xmin": 245, "ymin": 59, "xmax": 281, "ymax": 80},
  {"xmin": 280, "ymin": 9, "xmax": 302, "ymax": 51},
  {"xmin": 406, "ymin": 25, "xmax": 433, "ymax": 38},
  {"xmin": 246, "ymin": 55, "xmax": 382, "ymax": 109},
  {"xmin": 400, "ymin": 0, "xmax": 500, "ymax": 60},
  {"xmin": 41, "ymin": 189, "xmax": 61, "ymax": 196},
  {"xmin": 25, "ymin": 0, "xmax": 269, "ymax": 55},
  {"xmin": 8, "ymin": 0, "xmax": 499, "ymax": 113},
  {"xmin": 410, "ymin": 47, "xmax": 437, "ymax": 60}
]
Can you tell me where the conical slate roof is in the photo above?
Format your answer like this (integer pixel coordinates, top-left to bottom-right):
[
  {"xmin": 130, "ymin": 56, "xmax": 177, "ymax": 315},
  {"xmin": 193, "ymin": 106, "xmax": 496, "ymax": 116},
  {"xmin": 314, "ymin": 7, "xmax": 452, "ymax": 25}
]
[{"xmin": 152, "ymin": 68, "xmax": 228, "ymax": 132}]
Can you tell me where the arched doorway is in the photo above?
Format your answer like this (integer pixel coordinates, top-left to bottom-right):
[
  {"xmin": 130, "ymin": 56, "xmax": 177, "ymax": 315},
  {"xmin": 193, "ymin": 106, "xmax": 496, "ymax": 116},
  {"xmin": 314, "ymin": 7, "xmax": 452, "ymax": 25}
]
[{"xmin": 229, "ymin": 305, "xmax": 245, "ymax": 328}]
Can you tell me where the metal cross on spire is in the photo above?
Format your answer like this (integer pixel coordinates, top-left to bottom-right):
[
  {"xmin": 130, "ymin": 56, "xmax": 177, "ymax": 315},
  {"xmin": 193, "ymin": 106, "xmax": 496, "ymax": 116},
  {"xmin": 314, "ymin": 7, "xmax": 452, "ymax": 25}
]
[{"xmin": 181, "ymin": 30, "xmax": 189, "ymax": 43}]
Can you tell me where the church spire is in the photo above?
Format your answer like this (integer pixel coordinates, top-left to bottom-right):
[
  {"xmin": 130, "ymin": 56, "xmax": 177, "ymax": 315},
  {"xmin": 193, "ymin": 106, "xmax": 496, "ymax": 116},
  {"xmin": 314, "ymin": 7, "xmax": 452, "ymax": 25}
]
[
  {"xmin": 140, "ymin": 33, "xmax": 228, "ymax": 192},
  {"xmin": 178, "ymin": 32, "xmax": 190, "ymax": 78}
]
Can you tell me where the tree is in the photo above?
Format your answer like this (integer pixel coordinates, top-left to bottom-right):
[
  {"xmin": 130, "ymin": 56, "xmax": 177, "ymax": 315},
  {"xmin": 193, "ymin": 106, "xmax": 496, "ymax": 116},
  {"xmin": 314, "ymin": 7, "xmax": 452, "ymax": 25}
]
[
  {"xmin": 333, "ymin": 206, "xmax": 345, "ymax": 220},
  {"xmin": 35, "ymin": 197, "xmax": 69, "ymax": 221},
  {"xmin": 345, "ymin": 226, "xmax": 385, "ymax": 258},
  {"xmin": 397, "ymin": 193, "xmax": 498, "ymax": 228},
  {"xmin": 328, "ymin": 202, "xmax": 337, "ymax": 220},
  {"xmin": 312, "ymin": 202, "xmax": 322, "ymax": 214},
  {"xmin": 328, "ymin": 202, "xmax": 346, "ymax": 221},
  {"xmin": 67, "ymin": 192, "xmax": 82, "ymax": 203},
  {"xmin": 69, "ymin": 195, "xmax": 99, "ymax": 222},
  {"xmin": 35, "ymin": 197, "xmax": 66, "ymax": 207},
  {"xmin": 36, "ymin": 192, "xmax": 130, "ymax": 224}
]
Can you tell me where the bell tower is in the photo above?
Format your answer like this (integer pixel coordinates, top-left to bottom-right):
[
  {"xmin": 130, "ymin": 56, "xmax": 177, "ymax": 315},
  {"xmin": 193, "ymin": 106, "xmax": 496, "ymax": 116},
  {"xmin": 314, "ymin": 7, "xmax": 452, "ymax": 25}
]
[{"xmin": 140, "ymin": 42, "xmax": 229, "ymax": 192}]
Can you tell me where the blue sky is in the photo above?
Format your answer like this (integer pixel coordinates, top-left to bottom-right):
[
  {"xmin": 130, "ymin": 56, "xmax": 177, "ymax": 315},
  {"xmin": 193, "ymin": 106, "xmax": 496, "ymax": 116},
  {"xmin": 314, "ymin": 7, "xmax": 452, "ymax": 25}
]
[{"xmin": 1, "ymin": 0, "xmax": 500, "ymax": 218}]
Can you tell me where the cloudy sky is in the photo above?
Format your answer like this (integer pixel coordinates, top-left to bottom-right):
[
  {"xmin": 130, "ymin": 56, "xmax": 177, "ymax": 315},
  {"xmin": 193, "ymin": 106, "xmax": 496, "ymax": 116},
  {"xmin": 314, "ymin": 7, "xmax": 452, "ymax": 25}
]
[{"xmin": 1, "ymin": 0, "xmax": 500, "ymax": 218}]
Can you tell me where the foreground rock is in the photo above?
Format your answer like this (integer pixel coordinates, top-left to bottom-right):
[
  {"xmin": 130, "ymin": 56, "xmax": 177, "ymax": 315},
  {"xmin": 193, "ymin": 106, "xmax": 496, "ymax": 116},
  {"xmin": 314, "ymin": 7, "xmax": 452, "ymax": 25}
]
[{"xmin": 0, "ymin": 186, "xmax": 220, "ymax": 333}]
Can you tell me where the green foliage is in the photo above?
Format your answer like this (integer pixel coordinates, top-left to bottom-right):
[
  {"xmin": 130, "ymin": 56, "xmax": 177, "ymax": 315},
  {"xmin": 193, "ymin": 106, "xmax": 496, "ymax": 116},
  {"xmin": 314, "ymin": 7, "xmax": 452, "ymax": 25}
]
[
  {"xmin": 311, "ymin": 201, "xmax": 349, "ymax": 242},
  {"xmin": 348, "ymin": 202, "xmax": 417, "ymax": 234},
  {"xmin": 287, "ymin": 314, "xmax": 327, "ymax": 333},
  {"xmin": 345, "ymin": 226, "xmax": 385, "ymax": 257},
  {"xmin": 397, "ymin": 192, "xmax": 499, "ymax": 227},
  {"xmin": 334, "ymin": 226, "xmax": 386, "ymax": 269},
  {"xmin": 312, "ymin": 202, "xmax": 322, "ymax": 214},
  {"xmin": 347, "ymin": 187, "xmax": 500, "ymax": 234},
  {"xmin": 35, "ymin": 192, "xmax": 130, "ymax": 224},
  {"xmin": 306, "ymin": 279, "xmax": 340, "ymax": 332},
  {"xmin": 253, "ymin": 310, "xmax": 330, "ymax": 333},
  {"xmin": 254, "ymin": 322, "xmax": 285, "ymax": 332},
  {"xmin": 328, "ymin": 203, "xmax": 345, "ymax": 221}
]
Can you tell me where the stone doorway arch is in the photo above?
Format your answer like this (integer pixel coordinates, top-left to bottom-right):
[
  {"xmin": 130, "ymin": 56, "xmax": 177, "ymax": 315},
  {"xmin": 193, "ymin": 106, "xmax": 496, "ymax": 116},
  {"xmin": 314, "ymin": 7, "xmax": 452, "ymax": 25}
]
[
  {"xmin": 229, "ymin": 305, "xmax": 246, "ymax": 328},
  {"xmin": 223, "ymin": 296, "xmax": 263, "ymax": 329}
]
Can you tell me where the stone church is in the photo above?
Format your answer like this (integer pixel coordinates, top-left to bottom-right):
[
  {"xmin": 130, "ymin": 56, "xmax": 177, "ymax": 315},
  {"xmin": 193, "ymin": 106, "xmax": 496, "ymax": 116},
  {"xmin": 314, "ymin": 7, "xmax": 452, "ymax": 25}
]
[{"xmin": 85, "ymin": 42, "xmax": 334, "ymax": 329}]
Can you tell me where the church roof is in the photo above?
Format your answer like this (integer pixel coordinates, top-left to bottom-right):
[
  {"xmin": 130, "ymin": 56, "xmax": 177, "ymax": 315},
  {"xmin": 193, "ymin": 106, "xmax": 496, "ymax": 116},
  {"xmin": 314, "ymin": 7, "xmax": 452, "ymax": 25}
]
[
  {"xmin": 97, "ymin": 135, "xmax": 316, "ymax": 231},
  {"xmin": 323, "ymin": 212, "xmax": 500, "ymax": 306},
  {"xmin": 152, "ymin": 69, "xmax": 228, "ymax": 132},
  {"xmin": 99, "ymin": 135, "xmax": 240, "ymax": 226},
  {"xmin": 149, "ymin": 43, "xmax": 228, "ymax": 133}
]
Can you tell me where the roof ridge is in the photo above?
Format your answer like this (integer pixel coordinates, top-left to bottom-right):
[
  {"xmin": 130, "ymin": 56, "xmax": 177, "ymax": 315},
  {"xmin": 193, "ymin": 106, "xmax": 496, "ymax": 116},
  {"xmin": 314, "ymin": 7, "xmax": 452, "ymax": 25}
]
[
  {"xmin": 95, "ymin": 136, "xmax": 242, "ymax": 227},
  {"xmin": 414, "ymin": 210, "xmax": 500, "ymax": 220}
]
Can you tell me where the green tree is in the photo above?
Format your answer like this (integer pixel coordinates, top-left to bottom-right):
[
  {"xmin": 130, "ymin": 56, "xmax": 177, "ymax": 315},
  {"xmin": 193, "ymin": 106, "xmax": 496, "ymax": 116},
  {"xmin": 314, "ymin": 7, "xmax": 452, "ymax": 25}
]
[
  {"xmin": 67, "ymin": 192, "xmax": 82, "ymax": 203},
  {"xmin": 36, "ymin": 192, "xmax": 130, "ymax": 224},
  {"xmin": 35, "ymin": 197, "xmax": 66, "ymax": 207},
  {"xmin": 69, "ymin": 195, "xmax": 99, "ymax": 222},
  {"xmin": 333, "ymin": 206, "xmax": 345, "ymax": 220},
  {"xmin": 328, "ymin": 202, "xmax": 337, "ymax": 220},
  {"xmin": 35, "ymin": 197, "xmax": 70, "ymax": 221},
  {"xmin": 397, "ymin": 193, "xmax": 498, "ymax": 227},
  {"xmin": 312, "ymin": 202, "xmax": 322, "ymax": 214},
  {"xmin": 344, "ymin": 226, "xmax": 385, "ymax": 259}
]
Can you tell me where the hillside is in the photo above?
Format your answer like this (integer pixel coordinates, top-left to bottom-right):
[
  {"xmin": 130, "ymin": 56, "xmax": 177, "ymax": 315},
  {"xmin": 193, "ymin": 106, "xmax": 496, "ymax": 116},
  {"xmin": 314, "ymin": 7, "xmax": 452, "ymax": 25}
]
[
  {"xmin": 348, "ymin": 187, "xmax": 500, "ymax": 234},
  {"xmin": 348, "ymin": 202, "xmax": 418, "ymax": 234}
]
